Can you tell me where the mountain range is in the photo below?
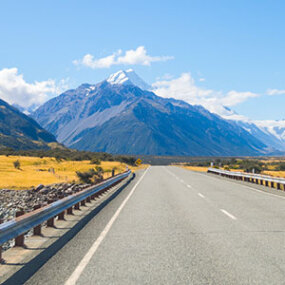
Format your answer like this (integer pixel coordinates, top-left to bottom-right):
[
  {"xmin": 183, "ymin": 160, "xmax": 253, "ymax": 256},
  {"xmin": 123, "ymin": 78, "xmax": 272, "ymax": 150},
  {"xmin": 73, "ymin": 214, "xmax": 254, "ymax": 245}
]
[
  {"xmin": 0, "ymin": 69, "xmax": 282, "ymax": 156},
  {"xmin": 32, "ymin": 70, "xmax": 275, "ymax": 156}
]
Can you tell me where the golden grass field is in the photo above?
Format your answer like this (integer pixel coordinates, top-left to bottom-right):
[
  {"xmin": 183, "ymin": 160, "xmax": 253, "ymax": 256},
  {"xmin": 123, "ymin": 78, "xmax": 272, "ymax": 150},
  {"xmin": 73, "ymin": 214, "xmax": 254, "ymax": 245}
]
[
  {"xmin": 0, "ymin": 155, "xmax": 147, "ymax": 190},
  {"xmin": 263, "ymin": 171, "xmax": 285, "ymax": 178}
]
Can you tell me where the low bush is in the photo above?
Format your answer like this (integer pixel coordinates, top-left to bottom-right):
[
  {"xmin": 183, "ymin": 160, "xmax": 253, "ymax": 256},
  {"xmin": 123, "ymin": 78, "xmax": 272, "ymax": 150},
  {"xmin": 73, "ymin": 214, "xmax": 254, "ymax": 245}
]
[{"xmin": 13, "ymin": 160, "xmax": 21, "ymax": 169}]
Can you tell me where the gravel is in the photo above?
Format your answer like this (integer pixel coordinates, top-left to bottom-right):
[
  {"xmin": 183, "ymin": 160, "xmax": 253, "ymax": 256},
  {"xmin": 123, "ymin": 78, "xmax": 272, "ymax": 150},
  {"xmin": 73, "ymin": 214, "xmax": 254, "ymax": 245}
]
[
  {"xmin": 0, "ymin": 182, "xmax": 91, "ymax": 223},
  {"xmin": 0, "ymin": 182, "xmax": 93, "ymax": 251}
]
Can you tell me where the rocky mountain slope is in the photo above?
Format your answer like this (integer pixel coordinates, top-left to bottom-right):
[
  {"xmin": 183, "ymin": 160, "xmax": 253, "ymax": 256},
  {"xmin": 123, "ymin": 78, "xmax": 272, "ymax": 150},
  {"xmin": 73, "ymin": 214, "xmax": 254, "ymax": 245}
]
[{"xmin": 0, "ymin": 98, "xmax": 58, "ymax": 150}]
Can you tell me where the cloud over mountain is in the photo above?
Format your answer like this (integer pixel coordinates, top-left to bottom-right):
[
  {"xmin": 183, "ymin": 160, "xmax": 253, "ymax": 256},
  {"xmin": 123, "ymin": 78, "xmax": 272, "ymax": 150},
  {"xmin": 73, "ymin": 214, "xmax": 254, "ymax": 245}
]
[
  {"xmin": 73, "ymin": 46, "xmax": 174, "ymax": 69},
  {"xmin": 0, "ymin": 68, "xmax": 68, "ymax": 111},
  {"xmin": 152, "ymin": 72, "xmax": 258, "ymax": 120}
]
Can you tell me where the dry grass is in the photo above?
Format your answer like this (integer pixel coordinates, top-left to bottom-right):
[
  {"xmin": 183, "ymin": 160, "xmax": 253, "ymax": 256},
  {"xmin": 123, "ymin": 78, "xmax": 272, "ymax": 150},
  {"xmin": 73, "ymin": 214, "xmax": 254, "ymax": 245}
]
[
  {"xmin": 0, "ymin": 155, "xmax": 147, "ymax": 190},
  {"xmin": 263, "ymin": 171, "xmax": 285, "ymax": 178}
]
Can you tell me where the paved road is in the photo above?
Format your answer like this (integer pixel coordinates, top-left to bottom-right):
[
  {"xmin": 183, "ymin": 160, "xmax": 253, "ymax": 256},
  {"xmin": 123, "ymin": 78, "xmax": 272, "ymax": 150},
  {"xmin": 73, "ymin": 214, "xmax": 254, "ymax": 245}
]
[{"xmin": 25, "ymin": 166, "xmax": 285, "ymax": 285}]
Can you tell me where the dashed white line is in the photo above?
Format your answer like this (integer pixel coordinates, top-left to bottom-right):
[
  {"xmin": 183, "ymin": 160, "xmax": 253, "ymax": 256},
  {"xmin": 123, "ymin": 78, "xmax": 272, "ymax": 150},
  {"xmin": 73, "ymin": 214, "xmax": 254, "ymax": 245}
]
[
  {"xmin": 187, "ymin": 184, "xmax": 192, "ymax": 189},
  {"xmin": 220, "ymin": 209, "xmax": 237, "ymax": 220},
  {"xmin": 65, "ymin": 167, "xmax": 150, "ymax": 285},
  {"xmin": 198, "ymin": 193, "xmax": 205, "ymax": 198}
]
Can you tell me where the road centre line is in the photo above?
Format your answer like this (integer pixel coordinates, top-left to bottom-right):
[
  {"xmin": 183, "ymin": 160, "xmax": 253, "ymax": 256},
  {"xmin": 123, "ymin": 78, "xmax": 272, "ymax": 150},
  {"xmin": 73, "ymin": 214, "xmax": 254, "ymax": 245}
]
[
  {"xmin": 220, "ymin": 209, "xmax": 237, "ymax": 220},
  {"xmin": 164, "ymin": 167, "xmax": 195, "ymax": 190},
  {"xmin": 65, "ymin": 167, "xmax": 150, "ymax": 285},
  {"xmin": 198, "ymin": 193, "xmax": 205, "ymax": 198}
]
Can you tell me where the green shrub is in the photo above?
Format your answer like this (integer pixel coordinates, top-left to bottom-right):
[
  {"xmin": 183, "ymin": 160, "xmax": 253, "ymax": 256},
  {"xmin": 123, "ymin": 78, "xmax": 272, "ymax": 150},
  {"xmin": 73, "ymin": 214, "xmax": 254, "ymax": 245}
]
[
  {"xmin": 76, "ymin": 169, "xmax": 95, "ymax": 184},
  {"xmin": 278, "ymin": 162, "xmax": 285, "ymax": 171},
  {"xmin": 76, "ymin": 167, "xmax": 105, "ymax": 184},
  {"xmin": 13, "ymin": 160, "xmax": 20, "ymax": 169},
  {"xmin": 90, "ymin": 157, "xmax": 101, "ymax": 165}
]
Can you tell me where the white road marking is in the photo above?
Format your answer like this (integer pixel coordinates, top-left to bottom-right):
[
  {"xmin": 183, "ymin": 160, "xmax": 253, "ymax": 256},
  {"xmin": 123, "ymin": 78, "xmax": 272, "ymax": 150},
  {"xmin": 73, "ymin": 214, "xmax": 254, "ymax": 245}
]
[
  {"xmin": 65, "ymin": 167, "xmax": 150, "ymax": 285},
  {"xmin": 198, "ymin": 193, "xmax": 205, "ymax": 198},
  {"xmin": 187, "ymin": 184, "xmax": 192, "ymax": 189},
  {"xmin": 220, "ymin": 209, "xmax": 237, "ymax": 220}
]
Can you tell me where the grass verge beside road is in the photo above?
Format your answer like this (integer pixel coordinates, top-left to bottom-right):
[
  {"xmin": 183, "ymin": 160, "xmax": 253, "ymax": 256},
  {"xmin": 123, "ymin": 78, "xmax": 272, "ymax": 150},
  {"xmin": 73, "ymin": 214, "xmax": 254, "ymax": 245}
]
[{"xmin": 0, "ymin": 155, "xmax": 147, "ymax": 189}]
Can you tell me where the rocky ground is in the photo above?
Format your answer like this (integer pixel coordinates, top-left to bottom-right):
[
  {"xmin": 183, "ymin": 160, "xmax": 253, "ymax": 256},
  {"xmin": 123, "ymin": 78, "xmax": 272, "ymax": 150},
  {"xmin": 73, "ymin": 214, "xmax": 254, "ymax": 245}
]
[
  {"xmin": 0, "ymin": 182, "xmax": 91, "ymax": 223},
  {"xmin": 0, "ymin": 182, "xmax": 92, "ymax": 251}
]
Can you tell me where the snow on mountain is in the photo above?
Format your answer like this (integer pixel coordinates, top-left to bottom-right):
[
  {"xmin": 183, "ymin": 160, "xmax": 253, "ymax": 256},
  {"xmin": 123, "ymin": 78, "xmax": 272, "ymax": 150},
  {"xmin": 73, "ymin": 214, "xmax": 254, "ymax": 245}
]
[
  {"xmin": 254, "ymin": 120, "xmax": 285, "ymax": 141},
  {"xmin": 217, "ymin": 106, "xmax": 285, "ymax": 151},
  {"xmin": 107, "ymin": 69, "xmax": 151, "ymax": 90}
]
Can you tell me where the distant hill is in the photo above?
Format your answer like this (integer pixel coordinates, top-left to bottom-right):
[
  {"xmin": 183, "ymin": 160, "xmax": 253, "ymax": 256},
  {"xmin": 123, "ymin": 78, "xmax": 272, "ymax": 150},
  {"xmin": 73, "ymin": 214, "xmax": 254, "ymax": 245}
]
[
  {"xmin": 32, "ymin": 70, "xmax": 268, "ymax": 156},
  {"xmin": 0, "ymin": 98, "xmax": 58, "ymax": 150}
]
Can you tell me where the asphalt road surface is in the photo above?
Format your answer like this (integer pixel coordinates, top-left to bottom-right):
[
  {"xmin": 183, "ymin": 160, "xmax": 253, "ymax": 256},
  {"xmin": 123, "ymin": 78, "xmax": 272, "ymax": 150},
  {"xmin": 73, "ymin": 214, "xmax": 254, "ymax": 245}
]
[{"xmin": 25, "ymin": 166, "xmax": 285, "ymax": 285}]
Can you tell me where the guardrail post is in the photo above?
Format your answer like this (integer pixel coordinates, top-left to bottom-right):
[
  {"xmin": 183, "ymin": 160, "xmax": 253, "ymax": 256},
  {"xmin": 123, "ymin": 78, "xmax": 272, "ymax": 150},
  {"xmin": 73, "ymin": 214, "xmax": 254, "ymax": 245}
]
[
  {"xmin": 277, "ymin": 183, "xmax": 281, "ymax": 190},
  {"xmin": 47, "ymin": 217, "xmax": 55, "ymax": 227},
  {"xmin": 58, "ymin": 211, "xmax": 65, "ymax": 220},
  {"xmin": 86, "ymin": 196, "xmax": 91, "ymax": 203},
  {"xmin": 81, "ymin": 199, "xmax": 86, "ymax": 206},
  {"xmin": 33, "ymin": 205, "xmax": 42, "ymax": 235},
  {"xmin": 74, "ymin": 203, "xmax": 80, "ymax": 210},
  {"xmin": 47, "ymin": 200, "xmax": 55, "ymax": 227},
  {"xmin": 0, "ymin": 219, "xmax": 4, "ymax": 263},
  {"xmin": 67, "ymin": 207, "xmax": 73, "ymax": 215},
  {"xmin": 15, "ymin": 210, "xmax": 25, "ymax": 247},
  {"xmin": 57, "ymin": 195, "xmax": 65, "ymax": 220}
]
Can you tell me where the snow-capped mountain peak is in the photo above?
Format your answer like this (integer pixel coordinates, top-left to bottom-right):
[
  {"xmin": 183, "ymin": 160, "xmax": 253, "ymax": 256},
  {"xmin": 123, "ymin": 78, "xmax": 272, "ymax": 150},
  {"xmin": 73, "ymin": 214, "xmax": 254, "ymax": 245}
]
[{"xmin": 106, "ymin": 69, "xmax": 151, "ymax": 90}]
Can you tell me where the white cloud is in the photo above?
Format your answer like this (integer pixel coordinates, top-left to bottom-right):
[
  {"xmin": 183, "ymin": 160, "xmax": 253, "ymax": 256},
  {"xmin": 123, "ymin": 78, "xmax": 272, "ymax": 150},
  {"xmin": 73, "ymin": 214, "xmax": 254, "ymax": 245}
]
[
  {"xmin": 0, "ymin": 68, "xmax": 68, "ymax": 110},
  {"xmin": 73, "ymin": 46, "xmax": 174, "ymax": 69},
  {"xmin": 152, "ymin": 72, "xmax": 258, "ymax": 120},
  {"xmin": 266, "ymin": 89, "xmax": 285, "ymax": 96},
  {"xmin": 220, "ymin": 90, "xmax": 258, "ymax": 107}
]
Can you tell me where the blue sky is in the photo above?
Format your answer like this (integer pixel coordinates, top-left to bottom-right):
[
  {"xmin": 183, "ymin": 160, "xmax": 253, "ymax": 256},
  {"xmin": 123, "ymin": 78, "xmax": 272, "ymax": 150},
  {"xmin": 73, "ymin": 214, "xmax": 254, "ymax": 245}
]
[{"xmin": 0, "ymin": 0, "xmax": 284, "ymax": 120}]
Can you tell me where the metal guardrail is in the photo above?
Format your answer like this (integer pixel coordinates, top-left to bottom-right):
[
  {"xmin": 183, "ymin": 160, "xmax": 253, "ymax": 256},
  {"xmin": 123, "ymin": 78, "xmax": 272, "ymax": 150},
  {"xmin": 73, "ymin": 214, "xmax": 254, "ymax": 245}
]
[
  {"xmin": 208, "ymin": 168, "xmax": 285, "ymax": 189},
  {"xmin": 0, "ymin": 170, "xmax": 131, "ymax": 252}
]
